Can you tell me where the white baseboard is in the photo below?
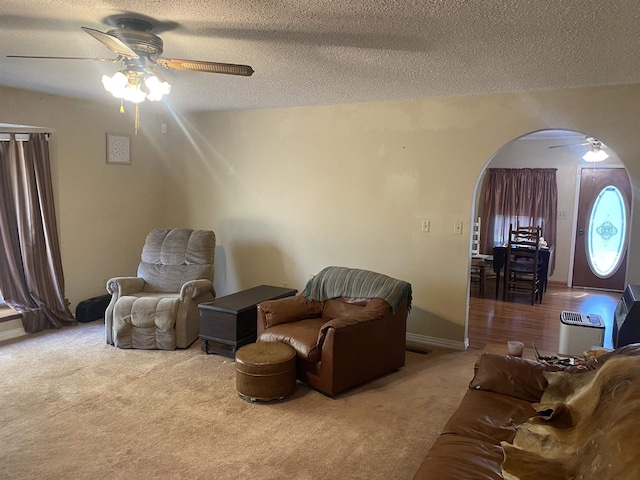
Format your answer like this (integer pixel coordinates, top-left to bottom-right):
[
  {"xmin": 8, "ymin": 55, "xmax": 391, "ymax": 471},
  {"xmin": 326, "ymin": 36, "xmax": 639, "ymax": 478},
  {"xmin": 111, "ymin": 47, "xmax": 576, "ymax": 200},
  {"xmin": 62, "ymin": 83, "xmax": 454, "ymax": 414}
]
[
  {"xmin": 406, "ymin": 332, "xmax": 469, "ymax": 351},
  {"xmin": 0, "ymin": 322, "xmax": 27, "ymax": 342}
]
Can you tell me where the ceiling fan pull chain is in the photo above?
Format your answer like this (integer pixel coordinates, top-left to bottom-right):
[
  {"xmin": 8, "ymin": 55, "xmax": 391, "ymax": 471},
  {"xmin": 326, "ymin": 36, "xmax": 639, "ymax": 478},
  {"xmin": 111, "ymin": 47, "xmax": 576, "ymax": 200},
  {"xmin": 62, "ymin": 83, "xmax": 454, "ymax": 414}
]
[
  {"xmin": 135, "ymin": 103, "xmax": 139, "ymax": 135},
  {"xmin": 119, "ymin": 98, "xmax": 124, "ymax": 115}
]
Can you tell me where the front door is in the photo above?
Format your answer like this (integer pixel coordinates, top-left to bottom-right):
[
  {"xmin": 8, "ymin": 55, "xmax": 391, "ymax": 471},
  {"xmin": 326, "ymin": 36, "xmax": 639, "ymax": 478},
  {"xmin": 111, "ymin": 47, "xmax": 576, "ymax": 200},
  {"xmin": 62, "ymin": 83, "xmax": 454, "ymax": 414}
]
[{"xmin": 572, "ymin": 167, "xmax": 631, "ymax": 291}]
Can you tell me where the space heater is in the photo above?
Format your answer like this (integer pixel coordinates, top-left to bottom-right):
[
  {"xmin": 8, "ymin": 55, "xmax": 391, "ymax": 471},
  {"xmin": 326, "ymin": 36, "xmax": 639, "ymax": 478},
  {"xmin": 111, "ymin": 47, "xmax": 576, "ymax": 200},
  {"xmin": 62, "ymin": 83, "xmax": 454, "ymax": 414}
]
[{"xmin": 558, "ymin": 310, "xmax": 604, "ymax": 357}]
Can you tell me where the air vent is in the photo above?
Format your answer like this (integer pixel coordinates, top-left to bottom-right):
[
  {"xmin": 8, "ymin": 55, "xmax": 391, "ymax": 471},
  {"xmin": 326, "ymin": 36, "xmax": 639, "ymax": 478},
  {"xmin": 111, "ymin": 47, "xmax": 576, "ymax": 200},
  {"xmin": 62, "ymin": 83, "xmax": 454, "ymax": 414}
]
[{"xmin": 560, "ymin": 310, "xmax": 604, "ymax": 327}]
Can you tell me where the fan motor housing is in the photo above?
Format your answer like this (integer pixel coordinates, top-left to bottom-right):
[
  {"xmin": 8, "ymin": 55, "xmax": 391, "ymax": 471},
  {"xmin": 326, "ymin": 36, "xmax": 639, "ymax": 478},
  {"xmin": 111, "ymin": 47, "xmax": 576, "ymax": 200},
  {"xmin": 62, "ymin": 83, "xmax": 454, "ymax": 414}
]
[{"xmin": 108, "ymin": 18, "xmax": 163, "ymax": 56}]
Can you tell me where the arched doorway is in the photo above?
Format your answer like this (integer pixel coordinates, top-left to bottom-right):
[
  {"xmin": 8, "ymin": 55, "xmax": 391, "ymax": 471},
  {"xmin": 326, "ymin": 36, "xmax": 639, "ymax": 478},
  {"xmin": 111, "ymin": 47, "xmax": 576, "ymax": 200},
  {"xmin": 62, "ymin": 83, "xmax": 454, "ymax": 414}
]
[{"xmin": 466, "ymin": 128, "xmax": 630, "ymax": 349}]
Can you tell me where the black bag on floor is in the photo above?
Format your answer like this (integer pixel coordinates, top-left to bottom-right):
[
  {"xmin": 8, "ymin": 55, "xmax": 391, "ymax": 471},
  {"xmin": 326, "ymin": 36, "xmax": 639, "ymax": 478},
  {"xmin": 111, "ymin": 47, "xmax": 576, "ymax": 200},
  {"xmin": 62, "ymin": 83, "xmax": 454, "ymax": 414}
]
[{"xmin": 76, "ymin": 294, "xmax": 111, "ymax": 323}]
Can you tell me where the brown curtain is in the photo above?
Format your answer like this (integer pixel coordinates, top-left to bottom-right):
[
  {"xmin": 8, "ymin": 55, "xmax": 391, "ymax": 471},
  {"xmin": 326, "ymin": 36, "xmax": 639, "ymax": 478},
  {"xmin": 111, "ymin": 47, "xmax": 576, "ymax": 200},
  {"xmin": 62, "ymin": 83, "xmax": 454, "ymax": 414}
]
[
  {"xmin": 480, "ymin": 168, "xmax": 557, "ymax": 274},
  {"xmin": 0, "ymin": 133, "xmax": 75, "ymax": 332}
]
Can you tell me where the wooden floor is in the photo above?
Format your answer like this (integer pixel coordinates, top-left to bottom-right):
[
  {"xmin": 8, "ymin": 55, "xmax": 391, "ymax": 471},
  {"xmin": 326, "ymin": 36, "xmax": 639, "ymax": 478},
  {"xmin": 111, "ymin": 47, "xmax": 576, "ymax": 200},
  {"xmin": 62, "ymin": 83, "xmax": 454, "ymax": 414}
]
[{"xmin": 468, "ymin": 280, "xmax": 621, "ymax": 355}]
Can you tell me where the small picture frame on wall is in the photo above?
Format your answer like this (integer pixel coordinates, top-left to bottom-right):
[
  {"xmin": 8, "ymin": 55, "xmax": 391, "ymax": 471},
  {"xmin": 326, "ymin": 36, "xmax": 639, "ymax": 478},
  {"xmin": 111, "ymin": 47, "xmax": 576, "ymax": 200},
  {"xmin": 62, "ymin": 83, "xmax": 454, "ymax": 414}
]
[{"xmin": 106, "ymin": 133, "xmax": 131, "ymax": 165}]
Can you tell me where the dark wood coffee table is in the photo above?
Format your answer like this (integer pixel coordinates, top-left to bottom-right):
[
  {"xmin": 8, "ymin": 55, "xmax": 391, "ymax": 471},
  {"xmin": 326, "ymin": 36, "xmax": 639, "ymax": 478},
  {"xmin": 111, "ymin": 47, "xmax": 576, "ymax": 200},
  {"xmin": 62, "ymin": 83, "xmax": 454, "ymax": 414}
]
[{"xmin": 199, "ymin": 285, "xmax": 298, "ymax": 358}]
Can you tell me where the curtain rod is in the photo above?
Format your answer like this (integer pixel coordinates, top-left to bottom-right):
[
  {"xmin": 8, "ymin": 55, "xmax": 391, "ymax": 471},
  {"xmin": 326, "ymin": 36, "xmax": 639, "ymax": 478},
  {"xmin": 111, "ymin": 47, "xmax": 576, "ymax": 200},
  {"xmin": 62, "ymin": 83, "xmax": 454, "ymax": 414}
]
[
  {"xmin": 0, "ymin": 132, "xmax": 51, "ymax": 135},
  {"xmin": 0, "ymin": 132, "xmax": 52, "ymax": 141}
]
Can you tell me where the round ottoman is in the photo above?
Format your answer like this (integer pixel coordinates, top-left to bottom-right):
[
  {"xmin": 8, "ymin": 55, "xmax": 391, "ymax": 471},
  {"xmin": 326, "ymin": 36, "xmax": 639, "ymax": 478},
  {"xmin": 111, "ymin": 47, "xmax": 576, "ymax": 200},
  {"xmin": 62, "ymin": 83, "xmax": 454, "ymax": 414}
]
[{"xmin": 235, "ymin": 341, "xmax": 296, "ymax": 402}]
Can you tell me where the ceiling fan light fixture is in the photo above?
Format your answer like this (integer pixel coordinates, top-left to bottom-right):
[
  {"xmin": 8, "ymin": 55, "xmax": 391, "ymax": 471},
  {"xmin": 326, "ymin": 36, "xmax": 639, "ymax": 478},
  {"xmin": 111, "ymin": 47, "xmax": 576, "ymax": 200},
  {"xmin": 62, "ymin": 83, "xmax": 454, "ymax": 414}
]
[
  {"xmin": 101, "ymin": 72, "xmax": 145, "ymax": 103},
  {"xmin": 144, "ymin": 74, "xmax": 171, "ymax": 101},
  {"xmin": 101, "ymin": 71, "xmax": 127, "ymax": 93},
  {"xmin": 582, "ymin": 148, "xmax": 609, "ymax": 162},
  {"xmin": 102, "ymin": 69, "xmax": 170, "ymax": 104},
  {"xmin": 123, "ymin": 80, "xmax": 148, "ymax": 104}
]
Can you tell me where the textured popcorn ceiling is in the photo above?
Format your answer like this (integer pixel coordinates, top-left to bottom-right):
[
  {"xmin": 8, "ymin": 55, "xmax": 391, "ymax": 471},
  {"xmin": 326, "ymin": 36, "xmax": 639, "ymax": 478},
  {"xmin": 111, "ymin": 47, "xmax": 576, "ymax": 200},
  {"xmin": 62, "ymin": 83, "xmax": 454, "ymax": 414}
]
[{"xmin": 1, "ymin": 1, "xmax": 639, "ymax": 112}]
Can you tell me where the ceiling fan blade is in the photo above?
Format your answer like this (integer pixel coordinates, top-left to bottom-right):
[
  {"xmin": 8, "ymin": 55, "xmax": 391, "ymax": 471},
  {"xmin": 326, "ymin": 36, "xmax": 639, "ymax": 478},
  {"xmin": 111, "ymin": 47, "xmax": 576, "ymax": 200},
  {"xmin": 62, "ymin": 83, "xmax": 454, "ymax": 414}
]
[
  {"xmin": 81, "ymin": 27, "xmax": 139, "ymax": 58},
  {"xmin": 156, "ymin": 58, "xmax": 254, "ymax": 76},
  {"xmin": 548, "ymin": 142, "xmax": 590, "ymax": 149},
  {"xmin": 7, "ymin": 54, "xmax": 121, "ymax": 62}
]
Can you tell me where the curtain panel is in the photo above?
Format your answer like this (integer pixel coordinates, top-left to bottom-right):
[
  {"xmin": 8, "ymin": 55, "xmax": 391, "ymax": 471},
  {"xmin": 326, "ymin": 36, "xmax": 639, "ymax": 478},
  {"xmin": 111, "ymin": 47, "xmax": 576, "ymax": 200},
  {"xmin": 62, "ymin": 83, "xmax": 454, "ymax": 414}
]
[
  {"xmin": 0, "ymin": 133, "xmax": 75, "ymax": 332},
  {"xmin": 480, "ymin": 168, "xmax": 558, "ymax": 274}
]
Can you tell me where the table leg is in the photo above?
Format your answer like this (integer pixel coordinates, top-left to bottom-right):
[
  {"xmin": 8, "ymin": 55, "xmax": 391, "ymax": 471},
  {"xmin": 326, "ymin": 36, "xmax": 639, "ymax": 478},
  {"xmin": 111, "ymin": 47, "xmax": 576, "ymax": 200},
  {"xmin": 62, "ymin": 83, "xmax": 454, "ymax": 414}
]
[{"xmin": 502, "ymin": 266, "xmax": 508, "ymax": 301}]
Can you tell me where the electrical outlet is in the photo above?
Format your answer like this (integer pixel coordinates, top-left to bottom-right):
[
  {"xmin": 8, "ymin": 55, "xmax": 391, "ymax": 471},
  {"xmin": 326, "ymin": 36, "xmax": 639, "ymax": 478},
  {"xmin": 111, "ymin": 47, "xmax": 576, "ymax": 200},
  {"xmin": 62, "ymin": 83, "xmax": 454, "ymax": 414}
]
[
  {"xmin": 558, "ymin": 211, "xmax": 567, "ymax": 219},
  {"xmin": 283, "ymin": 281, "xmax": 288, "ymax": 287},
  {"xmin": 454, "ymin": 222, "xmax": 463, "ymax": 235},
  {"xmin": 421, "ymin": 220, "xmax": 430, "ymax": 232}
]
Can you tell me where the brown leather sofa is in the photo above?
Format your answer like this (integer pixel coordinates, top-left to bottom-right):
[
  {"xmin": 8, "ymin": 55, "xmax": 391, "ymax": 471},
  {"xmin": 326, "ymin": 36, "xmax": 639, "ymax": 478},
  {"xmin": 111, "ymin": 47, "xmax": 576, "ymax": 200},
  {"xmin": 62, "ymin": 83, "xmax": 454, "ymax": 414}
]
[
  {"xmin": 256, "ymin": 294, "xmax": 409, "ymax": 396},
  {"xmin": 413, "ymin": 345, "xmax": 640, "ymax": 479}
]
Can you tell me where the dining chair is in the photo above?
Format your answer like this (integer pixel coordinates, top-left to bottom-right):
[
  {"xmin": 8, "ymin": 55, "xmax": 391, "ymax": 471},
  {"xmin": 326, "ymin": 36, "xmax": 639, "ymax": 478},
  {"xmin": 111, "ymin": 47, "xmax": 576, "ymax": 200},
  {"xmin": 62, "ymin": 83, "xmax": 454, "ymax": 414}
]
[
  {"xmin": 504, "ymin": 223, "xmax": 543, "ymax": 305},
  {"xmin": 470, "ymin": 216, "xmax": 495, "ymax": 298},
  {"xmin": 471, "ymin": 217, "xmax": 481, "ymax": 255},
  {"xmin": 470, "ymin": 256, "xmax": 487, "ymax": 298}
]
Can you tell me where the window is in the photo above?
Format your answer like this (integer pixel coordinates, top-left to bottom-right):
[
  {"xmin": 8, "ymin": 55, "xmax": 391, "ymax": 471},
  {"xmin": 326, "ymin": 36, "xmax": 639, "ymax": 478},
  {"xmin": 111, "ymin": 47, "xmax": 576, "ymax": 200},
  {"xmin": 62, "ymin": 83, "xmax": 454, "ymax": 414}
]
[
  {"xmin": 481, "ymin": 168, "xmax": 558, "ymax": 274},
  {"xmin": 587, "ymin": 185, "xmax": 627, "ymax": 278}
]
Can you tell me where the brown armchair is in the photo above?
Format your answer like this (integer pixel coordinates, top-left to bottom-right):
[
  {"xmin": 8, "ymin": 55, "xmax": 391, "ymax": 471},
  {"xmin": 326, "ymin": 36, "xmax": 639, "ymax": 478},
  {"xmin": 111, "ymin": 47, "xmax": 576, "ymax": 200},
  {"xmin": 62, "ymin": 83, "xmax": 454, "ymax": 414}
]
[{"xmin": 256, "ymin": 267, "xmax": 411, "ymax": 396}]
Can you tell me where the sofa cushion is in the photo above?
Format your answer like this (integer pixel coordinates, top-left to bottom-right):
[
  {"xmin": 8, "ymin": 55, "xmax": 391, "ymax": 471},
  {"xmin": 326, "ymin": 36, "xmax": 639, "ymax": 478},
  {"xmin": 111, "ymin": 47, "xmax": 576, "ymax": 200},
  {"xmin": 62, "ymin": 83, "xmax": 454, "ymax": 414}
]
[
  {"xmin": 413, "ymin": 434, "xmax": 505, "ymax": 480},
  {"xmin": 113, "ymin": 295, "xmax": 179, "ymax": 350},
  {"xmin": 469, "ymin": 353, "xmax": 548, "ymax": 402},
  {"xmin": 413, "ymin": 370, "xmax": 539, "ymax": 480},
  {"xmin": 138, "ymin": 229, "xmax": 215, "ymax": 293},
  {"xmin": 442, "ymin": 389, "xmax": 536, "ymax": 443},
  {"xmin": 258, "ymin": 318, "xmax": 326, "ymax": 362}
]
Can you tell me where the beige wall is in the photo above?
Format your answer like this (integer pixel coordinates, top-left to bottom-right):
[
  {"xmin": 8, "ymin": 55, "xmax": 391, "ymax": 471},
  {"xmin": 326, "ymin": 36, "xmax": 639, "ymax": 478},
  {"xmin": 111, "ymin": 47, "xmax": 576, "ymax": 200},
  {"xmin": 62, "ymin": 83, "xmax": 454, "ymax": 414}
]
[
  {"xmin": 166, "ymin": 85, "xmax": 640, "ymax": 349},
  {"xmin": 0, "ymin": 86, "xmax": 172, "ymax": 311},
  {"xmin": 2, "ymin": 84, "xmax": 639, "ymax": 349}
]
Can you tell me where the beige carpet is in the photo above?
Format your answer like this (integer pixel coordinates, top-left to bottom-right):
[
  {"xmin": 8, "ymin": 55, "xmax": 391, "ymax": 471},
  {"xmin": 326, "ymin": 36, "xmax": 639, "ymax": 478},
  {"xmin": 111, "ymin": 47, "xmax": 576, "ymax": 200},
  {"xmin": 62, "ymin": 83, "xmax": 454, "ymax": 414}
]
[{"xmin": 0, "ymin": 322, "xmax": 481, "ymax": 480}]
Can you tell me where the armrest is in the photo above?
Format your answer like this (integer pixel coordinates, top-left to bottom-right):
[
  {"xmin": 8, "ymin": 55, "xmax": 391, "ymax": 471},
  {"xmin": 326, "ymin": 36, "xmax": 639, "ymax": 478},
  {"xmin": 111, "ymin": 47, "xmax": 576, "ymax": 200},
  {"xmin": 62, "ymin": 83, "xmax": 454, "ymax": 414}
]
[
  {"xmin": 257, "ymin": 295, "xmax": 323, "ymax": 329},
  {"xmin": 180, "ymin": 279, "xmax": 214, "ymax": 300},
  {"xmin": 320, "ymin": 298, "xmax": 391, "ymax": 331},
  {"xmin": 320, "ymin": 311, "xmax": 383, "ymax": 331},
  {"xmin": 316, "ymin": 298, "xmax": 393, "ymax": 351},
  {"xmin": 106, "ymin": 277, "xmax": 145, "ymax": 297}
]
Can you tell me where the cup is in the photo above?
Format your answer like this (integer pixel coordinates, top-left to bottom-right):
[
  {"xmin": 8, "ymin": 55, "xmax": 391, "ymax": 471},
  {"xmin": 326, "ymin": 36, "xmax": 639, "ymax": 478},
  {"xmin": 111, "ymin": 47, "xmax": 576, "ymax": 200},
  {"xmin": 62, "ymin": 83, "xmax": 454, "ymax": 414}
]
[{"xmin": 507, "ymin": 341, "xmax": 524, "ymax": 357}]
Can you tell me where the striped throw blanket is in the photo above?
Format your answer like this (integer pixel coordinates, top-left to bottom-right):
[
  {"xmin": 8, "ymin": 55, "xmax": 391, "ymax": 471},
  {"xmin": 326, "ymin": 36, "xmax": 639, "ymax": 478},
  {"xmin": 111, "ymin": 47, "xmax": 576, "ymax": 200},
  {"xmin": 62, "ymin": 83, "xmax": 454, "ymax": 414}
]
[{"xmin": 302, "ymin": 266, "xmax": 412, "ymax": 313}]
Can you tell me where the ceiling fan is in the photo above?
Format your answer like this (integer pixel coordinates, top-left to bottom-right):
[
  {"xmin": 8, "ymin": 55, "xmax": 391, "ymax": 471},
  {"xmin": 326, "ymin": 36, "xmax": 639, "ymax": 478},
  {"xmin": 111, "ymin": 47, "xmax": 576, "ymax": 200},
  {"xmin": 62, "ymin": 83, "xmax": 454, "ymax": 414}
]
[
  {"xmin": 548, "ymin": 135, "xmax": 609, "ymax": 162},
  {"xmin": 7, "ymin": 17, "xmax": 254, "ymax": 131},
  {"xmin": 8, "ymin": 17, "xmax": 254, "ymax": 77},
  {"xmin": 548, "ymin": 135, "xmax": 600, "ymax": 150}
]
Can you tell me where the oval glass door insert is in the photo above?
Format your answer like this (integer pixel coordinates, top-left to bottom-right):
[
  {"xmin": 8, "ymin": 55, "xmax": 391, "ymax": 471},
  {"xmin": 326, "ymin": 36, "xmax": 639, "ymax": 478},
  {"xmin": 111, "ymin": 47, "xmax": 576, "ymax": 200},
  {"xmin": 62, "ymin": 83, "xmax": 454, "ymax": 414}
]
[{"xmin": 587, "ymin": 185, "xmax": 627, "ymax": 278}]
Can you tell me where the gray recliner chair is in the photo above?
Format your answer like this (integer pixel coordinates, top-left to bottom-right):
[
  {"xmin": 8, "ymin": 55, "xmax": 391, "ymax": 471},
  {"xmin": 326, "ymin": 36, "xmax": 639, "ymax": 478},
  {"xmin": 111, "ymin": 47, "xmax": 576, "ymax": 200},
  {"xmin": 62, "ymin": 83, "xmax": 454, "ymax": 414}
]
[{"xmin": 105, "ymin": 228, "xmax": 216, "ymax": 350}]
